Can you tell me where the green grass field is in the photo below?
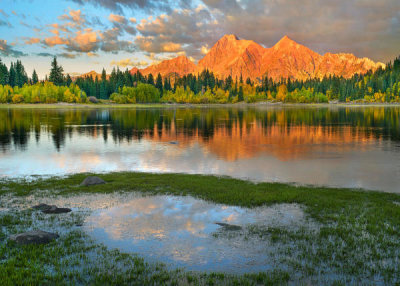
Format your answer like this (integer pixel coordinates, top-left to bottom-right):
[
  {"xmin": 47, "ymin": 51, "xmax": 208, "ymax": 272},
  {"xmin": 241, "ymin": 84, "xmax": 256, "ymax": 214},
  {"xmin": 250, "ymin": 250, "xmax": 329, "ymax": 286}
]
[{"xmin": 1, "ymin": 172, "xmax": 400, "ymax": 285}]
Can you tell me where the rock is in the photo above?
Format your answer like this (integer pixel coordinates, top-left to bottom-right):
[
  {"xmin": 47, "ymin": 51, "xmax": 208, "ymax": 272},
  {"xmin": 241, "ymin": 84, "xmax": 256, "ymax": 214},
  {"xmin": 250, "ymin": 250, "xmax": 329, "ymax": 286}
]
[
  {"xmin": 215, "ymin": 222, "xmax": 242, "ymax": 231},
  {"xmin": 88, "ymin": 96, "xmax": 99, "ymax": 103},
  {"xmin": 32, "ymin": 203, "xmax": 52, "ymax": 211},
  {"xmin": 42, "ymin": 205, "xmax": 72, "ymax": 214},
  {"xmin": 32, "ymin": 203, "xmax": 72, "ymax": 214},
  {"xmin": 80, "ymin": 176, "xmax": 106, "ymax": 186},
  {"xmin": 9, "ymin": 230, "xmax": 59, "ymax": 245}
]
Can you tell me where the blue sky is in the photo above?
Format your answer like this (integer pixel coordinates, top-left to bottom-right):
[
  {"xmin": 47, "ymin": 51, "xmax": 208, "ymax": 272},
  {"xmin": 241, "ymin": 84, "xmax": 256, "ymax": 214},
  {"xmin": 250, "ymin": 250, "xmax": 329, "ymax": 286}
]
[{"xmin": 1, "ymin": 0, "xmax": 399, "ymax": 78}]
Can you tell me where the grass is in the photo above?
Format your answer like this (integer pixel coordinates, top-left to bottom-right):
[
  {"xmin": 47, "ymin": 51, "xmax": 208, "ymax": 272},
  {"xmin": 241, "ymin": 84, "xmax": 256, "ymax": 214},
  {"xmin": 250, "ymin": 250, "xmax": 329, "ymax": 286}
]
[{"xmin": 1, "ymin": 172, "xmax": 400, "ymax": 285}]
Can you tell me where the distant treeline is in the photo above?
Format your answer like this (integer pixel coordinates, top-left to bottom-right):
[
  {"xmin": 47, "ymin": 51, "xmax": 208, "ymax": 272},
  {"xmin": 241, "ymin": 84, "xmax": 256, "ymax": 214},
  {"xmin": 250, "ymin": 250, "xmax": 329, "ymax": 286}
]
[{"xmin": 0, "ymin": 55, "xmax": 400, "ymax": 104}]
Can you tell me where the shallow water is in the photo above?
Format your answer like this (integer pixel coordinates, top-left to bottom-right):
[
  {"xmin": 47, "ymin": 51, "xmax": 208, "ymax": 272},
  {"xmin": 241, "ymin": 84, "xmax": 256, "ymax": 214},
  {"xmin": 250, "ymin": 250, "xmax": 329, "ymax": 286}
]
[
  {"xmin": 0, "ymin": 106, "xmax": 399, "ymax": 192},
  {"xmin": 84, "ymin": 195, "xmax": 308, "ymax": 272}
]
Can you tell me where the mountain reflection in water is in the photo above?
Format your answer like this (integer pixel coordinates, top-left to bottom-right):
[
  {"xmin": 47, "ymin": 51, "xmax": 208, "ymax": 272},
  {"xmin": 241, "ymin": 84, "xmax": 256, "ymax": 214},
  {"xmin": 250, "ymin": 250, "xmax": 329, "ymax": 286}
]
[{"xmin": 0, "ymin": 106, "xmax": 399, "ymax": 192}]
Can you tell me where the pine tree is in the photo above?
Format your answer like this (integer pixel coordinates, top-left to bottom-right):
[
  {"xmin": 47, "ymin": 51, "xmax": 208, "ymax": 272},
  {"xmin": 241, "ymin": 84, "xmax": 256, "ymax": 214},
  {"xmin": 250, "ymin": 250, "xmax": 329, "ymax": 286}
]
[
  {"xmin": 101, "ymin": 68, "xmax": 107, "ymax": 82},
  {"xmin": 14, "ymin": 60, "xmax": 28, "ymax": 87},
  {"xmin": 238, "ymin": 85, "xmax": 244, "ymax": 101},
  {"xmin": 0, "ymin": 59, "xmax": 9, "ymax": 85},
  {"xmin": 147, "ymin": 73, "xmax": 154, "ymax": 85},
  {"xmin": 32, "ymin": 69, "xmax": 38, "ymax": 84},
  {"xmin": 100, "ymin": 68, "xmax": 108, "ymax": 99},
  {"xmin": 49, "ymin": 57, "xmax": 64, "ymax": 86},
  {"xmin": 9, "ymin": 63, "xmax": 16, "ymax": 87},
  {"xmin": 66, "ymin": 74, "xmax": 72, "ymax": 86},
  {"xmin": 155, "ymin": 73, "xmax": 163, "ymax": 94}
]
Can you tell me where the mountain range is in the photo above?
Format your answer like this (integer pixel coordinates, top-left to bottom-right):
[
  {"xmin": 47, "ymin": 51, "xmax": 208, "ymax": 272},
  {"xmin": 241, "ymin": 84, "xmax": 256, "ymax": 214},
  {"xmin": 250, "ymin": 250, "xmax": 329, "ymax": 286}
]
[{"xmin": 128, "ymin": 35, "xmax": 385, "ymax": 82}]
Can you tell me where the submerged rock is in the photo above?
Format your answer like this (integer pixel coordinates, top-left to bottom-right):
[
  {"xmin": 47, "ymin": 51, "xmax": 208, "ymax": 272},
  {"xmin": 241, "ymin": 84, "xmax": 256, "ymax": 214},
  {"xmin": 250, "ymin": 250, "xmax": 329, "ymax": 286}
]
[
  {"xmin": 80, "ymin": 176, "xmax": 106, "ymax": 186},
  {"xmin": 42, "ymin": 206, "xmax": 72, "ymax": 214},
  {"xmin": 10, "ymin": 230, "xmax": 59, "ymax": 245},
  {"xmin": 215, "ymin": 222, "xmax": 242, "ymax": 231},
  {"xmin": 32, "ymin": 203, "xmax": 72, "ymax": 214}
]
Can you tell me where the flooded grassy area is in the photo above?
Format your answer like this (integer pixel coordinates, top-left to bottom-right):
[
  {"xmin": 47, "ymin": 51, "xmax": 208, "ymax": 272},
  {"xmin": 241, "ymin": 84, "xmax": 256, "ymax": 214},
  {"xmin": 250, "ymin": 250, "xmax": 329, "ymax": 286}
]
[{"xmin": 1, "ymin": 172, "xmax": 400, "ymax": 285}]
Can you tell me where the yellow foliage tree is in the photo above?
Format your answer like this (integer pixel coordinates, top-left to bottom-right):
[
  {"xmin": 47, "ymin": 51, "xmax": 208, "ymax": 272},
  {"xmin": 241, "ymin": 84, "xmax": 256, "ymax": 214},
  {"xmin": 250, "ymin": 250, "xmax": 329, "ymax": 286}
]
[
  {"xmin": 276, "ymin": 84, "xmax": 288, "ymax": 102},
  {"xmin": 12, "ymin": 94, "xmax": 24, "ymax": 103}
]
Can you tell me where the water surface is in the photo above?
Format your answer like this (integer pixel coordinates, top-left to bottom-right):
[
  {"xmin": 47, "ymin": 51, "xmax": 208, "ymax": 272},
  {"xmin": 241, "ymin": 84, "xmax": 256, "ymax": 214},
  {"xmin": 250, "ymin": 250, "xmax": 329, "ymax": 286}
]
[
  {"xmin": 84, "ymin": 195, "xmax": 307, "ymax": 272},
  {"xmin": 0, "ymin": 106, "xmax": 399, "ymax": 192}
]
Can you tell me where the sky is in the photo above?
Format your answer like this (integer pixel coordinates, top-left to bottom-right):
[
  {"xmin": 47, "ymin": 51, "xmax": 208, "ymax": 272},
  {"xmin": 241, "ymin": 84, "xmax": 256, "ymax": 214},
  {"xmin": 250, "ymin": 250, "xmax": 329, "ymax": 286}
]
[{"xmin": 0, "ymin": 0, "xmax": 399, "ymax": 78}]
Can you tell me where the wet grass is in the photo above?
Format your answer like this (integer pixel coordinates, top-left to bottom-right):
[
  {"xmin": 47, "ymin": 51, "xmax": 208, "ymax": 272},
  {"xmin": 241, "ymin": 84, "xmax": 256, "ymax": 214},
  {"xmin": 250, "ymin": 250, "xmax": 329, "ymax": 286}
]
[{"xmin": 1, "ymin": 172, "xmax": 400, "ymax": 285}]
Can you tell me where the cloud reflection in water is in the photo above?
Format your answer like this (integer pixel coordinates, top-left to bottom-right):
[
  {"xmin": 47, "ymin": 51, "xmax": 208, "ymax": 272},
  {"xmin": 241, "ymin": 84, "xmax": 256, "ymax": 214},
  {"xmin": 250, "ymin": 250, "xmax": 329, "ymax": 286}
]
[{"xmin": 84, "ymin": 195, "xmax": 306, "ymax": 272}]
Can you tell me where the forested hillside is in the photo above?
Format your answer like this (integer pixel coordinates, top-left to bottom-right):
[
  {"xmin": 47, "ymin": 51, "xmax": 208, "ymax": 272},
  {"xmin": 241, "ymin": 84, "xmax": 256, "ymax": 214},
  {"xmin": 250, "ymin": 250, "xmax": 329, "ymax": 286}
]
[{"xmin": 0, "ymin": 56, "xmax": 399, "ymax": 104}]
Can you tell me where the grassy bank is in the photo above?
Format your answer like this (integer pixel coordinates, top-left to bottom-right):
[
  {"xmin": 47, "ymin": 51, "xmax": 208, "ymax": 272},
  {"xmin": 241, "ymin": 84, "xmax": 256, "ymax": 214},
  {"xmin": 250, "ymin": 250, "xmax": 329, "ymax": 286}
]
[
  {"xmin": 1, "ymin": 172, "xmax": 400, "ymax": 285},
  {"xmin": 0, "ymin": 102, "xmax": 399, "ymax": 109}
]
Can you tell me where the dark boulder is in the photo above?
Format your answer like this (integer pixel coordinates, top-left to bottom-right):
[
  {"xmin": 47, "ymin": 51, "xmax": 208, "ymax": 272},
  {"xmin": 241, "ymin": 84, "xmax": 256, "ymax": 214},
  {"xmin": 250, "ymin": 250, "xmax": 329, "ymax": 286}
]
[
  {"xmin": 80, "ymin": 176, "xmax": 106, "ymax": 186},
  {"xmin": 32, "ymin": 203, "xmax": 72, "ymax": 214},
  {"xmin": 32, "ymin": 203, "xmax": 52, "ymax": 211},
  {"xmin": 9, "ymin": 230, "xmax": 59, "ymax": 245},
  {"xmin": 42, "ymin": 206, "xmax": 72, "ymax": 214}
]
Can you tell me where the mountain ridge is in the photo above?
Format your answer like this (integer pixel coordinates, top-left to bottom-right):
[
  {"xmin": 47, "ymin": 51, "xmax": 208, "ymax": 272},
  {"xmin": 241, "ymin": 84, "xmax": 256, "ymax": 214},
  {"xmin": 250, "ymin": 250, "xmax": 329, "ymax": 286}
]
[{"xmin": 124, "ymin": 35, "xmax": 385, "ymax": 81}]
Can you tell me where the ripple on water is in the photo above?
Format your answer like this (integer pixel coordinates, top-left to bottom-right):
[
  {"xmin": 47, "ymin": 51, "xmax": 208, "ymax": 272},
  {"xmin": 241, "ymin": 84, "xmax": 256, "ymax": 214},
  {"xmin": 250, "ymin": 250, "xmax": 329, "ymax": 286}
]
[{"xmin": 83, "ymin": 194, "xmax": 313, "ymax": 273}]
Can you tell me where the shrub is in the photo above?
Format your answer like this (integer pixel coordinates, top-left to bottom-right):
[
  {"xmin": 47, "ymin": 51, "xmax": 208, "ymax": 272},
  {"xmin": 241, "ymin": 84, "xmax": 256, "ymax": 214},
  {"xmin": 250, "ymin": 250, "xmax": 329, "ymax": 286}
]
[{"xmin": 12, "ymin": 94, "xmax": 24, "ymax": 103}]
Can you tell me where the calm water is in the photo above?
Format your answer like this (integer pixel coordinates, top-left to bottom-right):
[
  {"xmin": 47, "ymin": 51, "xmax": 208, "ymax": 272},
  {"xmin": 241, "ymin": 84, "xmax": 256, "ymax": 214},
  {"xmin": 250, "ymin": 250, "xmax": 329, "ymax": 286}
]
[
  {"xmin": 0, "ymin": 106, "xmax": 399, "ymax": 192},
  {"xmin": 84, "ymin": 194, "xmax": 307, "ymax": 273}
]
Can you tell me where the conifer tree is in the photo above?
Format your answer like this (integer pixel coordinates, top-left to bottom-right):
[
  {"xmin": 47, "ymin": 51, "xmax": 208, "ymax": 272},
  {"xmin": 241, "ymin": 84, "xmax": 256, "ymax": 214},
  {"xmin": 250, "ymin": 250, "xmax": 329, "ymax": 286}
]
[
  {"xmin": 66, "ymin": 74, "xmax": 72, "ymax": 86},
  {"xmin": 49, "ymin": 57, "xmax": 64, "ymax": 86},
  {"xmin": 147, "ymin": 73, "xmax": 154, "ymax": 85},
  {"xmin": 155, "ymin": 73, "xmax": 163, "ymax": 94},
  {"xmin": 0, "ymin": 59, "xmax": 9, "ymax": 85},
  {"xmin": 32, "ymin": 69, "xmax": 38, "ymax": 84},
  {"xmin": 238, "ymin": 85, "xmax": 244, "ymax": 101}
]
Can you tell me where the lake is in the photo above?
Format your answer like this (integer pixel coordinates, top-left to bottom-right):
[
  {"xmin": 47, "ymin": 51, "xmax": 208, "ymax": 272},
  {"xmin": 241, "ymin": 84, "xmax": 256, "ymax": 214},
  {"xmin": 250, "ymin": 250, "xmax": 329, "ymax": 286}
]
[{"xmin": 0, "ymin": 105, "xmax": 399, "ymax": 192}]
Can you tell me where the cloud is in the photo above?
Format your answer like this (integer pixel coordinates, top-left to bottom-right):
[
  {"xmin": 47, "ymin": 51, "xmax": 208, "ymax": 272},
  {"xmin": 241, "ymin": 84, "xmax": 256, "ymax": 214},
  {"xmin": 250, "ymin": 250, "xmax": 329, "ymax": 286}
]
[
  {"xmin": 36, "ymin": 52, "xmax": 53, "ymax": 57},
  {"xmin": 24, "ymin": 37, "xmax": 40, "ymax": 44},
  {"xmin": 58, "ymin": 52, "xmax": 76, "ymax": 59},
  {"xmin": 37, "ymin": 52, "xmax": 76, "ymax": 58},
  {"xmin": 108, "ymin": 13, "xmax": 137, "ymax": 35},
  {"xmin": 200, "ymin": 44, "xmax": 209, "ymax": 55},
  {"xmin": 110, "ymin": 58, "xmax": 148, "ymax": 68},
  {"xmin": 0, "ymin": 19, "xmax": 12, "ymax": 28},
  {"xmin": 43, "ymin": 35, "xmax": 69, "ymax": 47},
  {"xmin": 68, "ymin": 0, "xmax": 189, "ymax": 14},
  {"xmin": 109, "ymin": 14, "xmax": 125, "ymax": 24},
  {"xmin": 66, "ymin": 29, "xmax": 99, "ymax": 52},
  {"xmin": 135, "ymin": 6, "xmax": 221, "ymax": 58},
  {"xmin": 0, "ymin": 9, "xmax": 9, "ymax": 18},
  {"xmin": 58, "ymin": 9, "xmax": 86, "ymax": 28},
  {"xmin": 39, "ymin": 9, "xmax": 135, "ymax": 54},
  {"xmin": 87, "ymin": 52, "xmax": 98, "ymax": 57},
  {"xmin": 135, "ymin": 36, "xmax": 182, "ymax": 53},
  {"xmin": 0, "ymin": 39, "xmax": 26, "ymax": 57}
]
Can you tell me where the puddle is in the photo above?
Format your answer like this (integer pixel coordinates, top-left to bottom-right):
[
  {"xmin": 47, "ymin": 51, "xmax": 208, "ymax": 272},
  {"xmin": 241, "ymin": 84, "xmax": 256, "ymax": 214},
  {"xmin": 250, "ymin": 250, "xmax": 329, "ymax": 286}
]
[{"xmin": 84, "ymin": 195, "xmax": 308, "ymax": 273}]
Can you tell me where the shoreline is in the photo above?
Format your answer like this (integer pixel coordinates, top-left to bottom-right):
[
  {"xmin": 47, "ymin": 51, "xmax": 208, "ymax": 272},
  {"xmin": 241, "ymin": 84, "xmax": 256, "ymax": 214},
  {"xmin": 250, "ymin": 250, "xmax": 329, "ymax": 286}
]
[
  {"xmin": 0, "ymin": 101, "xmax": 400, "ymax": 109},
  {"xmin": 1, "ymin": 172, "xmax": 400, "ymax": 285}
]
